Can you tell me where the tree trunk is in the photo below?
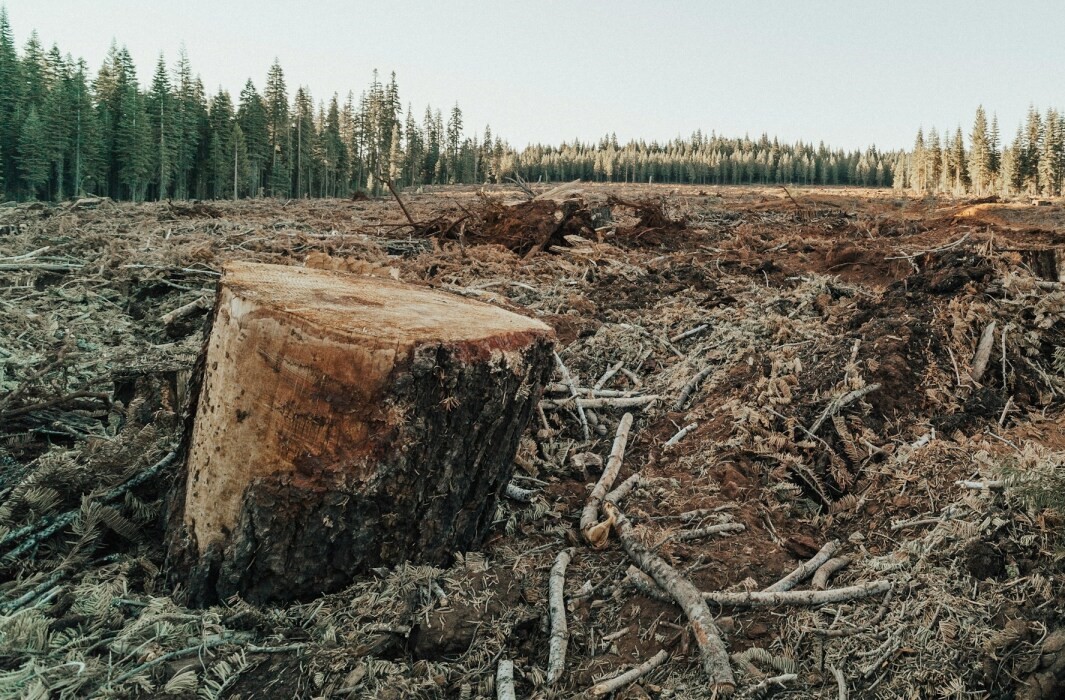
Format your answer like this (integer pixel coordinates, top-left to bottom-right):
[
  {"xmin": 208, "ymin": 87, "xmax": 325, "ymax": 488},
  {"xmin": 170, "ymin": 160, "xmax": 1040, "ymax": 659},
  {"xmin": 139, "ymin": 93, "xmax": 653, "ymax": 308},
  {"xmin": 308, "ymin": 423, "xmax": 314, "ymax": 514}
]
[{"xmin": 165, "ymin": 261, "xmax": 554, "ymax": 605}]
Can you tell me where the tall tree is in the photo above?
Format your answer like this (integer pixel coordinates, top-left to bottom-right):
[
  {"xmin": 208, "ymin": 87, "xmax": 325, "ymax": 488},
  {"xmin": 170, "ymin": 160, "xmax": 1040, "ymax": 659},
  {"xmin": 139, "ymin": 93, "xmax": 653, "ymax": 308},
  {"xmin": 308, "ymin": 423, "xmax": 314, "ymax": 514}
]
[
  {"xmin": 0, "ymin": 7, "xmax": 21, "ymax": 196},
  {"xmin": 17, "ymin": 105, "xmax": 48, "ymax": 197},
  {"xmin": 264, "ymin": 59, "xmax": 290, "ymax": 197},
  {"xmin": 968, "ymin": 106, "xmax": 990, "ymax": 195},
  {"xmin": 146, "ymin": 55, "xmax": 175, "ymax": 200}
]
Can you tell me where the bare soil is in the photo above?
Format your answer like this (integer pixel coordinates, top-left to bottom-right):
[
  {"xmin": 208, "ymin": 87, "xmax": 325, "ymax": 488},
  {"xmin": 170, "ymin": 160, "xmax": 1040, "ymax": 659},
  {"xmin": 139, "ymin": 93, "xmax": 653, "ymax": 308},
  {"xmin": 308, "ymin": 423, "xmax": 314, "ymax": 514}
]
[{"xmin": 2, "ymin": 184, "xmax": 1065, "ymax": 699}]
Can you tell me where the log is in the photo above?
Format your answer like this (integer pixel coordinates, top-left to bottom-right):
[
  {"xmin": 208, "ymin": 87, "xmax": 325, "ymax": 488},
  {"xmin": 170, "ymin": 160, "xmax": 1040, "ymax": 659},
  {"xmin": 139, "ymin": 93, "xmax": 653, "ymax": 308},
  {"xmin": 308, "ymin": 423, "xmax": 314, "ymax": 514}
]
[{"xmin": 165, "ymin": 261, "xmax": 555, "ymax": 605}]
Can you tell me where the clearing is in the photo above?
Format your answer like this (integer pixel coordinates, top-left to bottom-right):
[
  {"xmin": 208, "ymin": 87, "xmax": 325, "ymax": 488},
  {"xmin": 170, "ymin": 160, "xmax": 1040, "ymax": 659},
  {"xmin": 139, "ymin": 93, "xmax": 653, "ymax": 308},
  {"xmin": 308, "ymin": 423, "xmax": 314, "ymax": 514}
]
[{"xmin": 2, "ymin": 184, "xmax": 1065, "ymax": 699}]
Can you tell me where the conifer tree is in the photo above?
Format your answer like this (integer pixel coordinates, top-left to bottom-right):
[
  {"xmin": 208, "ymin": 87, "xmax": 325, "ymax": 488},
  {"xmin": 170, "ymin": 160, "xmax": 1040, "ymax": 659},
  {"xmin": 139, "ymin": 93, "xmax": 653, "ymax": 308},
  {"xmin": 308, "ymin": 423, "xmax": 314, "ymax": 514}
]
[
  {"xmin": 968, "ymin": 106, "xmax": 990, "ymax": 195},
  {"xmin": 17, "ymin": 104, "xmax": 48, "ymax": 197},
  {"xmin": 236, "ymin": 80, "xmax": 269, "ymax": 196},
  {"xmin": 264, "ymin": 59, "xmax": 290, "ymax": 197},
  {"xmin": 0, "ymin": 7, "xmax": 19, "ymax": 196},
  {"xmin": 146, "ymin": 55, "xmax": 175, "ymax": 199}
]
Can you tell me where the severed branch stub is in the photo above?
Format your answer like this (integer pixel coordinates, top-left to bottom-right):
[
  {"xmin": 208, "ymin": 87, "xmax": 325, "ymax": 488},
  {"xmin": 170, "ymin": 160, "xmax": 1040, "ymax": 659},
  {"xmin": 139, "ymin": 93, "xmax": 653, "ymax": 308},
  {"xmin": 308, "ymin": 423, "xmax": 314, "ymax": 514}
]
[
  {"xmin": 547, "ymin": 547, "xmax": 574, "ymax": 685},
  {"xmin": 581, "ymin": 412, "xmax": 634, "ymax": 547},
  {"xmin": 605, "ymin": 500, "xmax": 735, "ymax": 694}
]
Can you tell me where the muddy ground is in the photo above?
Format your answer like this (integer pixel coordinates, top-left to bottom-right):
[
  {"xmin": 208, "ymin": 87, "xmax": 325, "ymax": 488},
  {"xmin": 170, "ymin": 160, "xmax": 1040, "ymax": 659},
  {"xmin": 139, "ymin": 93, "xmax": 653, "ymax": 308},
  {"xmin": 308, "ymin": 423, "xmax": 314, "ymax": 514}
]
[{"xmin": 2, "ymin": 184, "xmax": 1065, "ymax": 699}]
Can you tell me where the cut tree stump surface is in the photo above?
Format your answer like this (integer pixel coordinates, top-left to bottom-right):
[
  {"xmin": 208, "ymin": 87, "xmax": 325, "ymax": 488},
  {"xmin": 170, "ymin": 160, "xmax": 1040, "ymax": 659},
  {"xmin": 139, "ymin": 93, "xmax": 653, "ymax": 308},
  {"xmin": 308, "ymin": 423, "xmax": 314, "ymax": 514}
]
[{"xmin": 168, "ymin": 261, "xmax": 554, "ymax": 604}]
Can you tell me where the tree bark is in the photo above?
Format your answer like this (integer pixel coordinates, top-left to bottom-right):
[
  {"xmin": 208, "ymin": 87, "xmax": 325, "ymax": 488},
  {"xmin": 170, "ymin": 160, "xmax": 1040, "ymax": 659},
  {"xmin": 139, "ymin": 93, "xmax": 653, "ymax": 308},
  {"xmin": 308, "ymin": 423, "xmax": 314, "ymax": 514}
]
[{"xmin": 165, "ymin": 261, "xmax": 554, "ymax": 605}]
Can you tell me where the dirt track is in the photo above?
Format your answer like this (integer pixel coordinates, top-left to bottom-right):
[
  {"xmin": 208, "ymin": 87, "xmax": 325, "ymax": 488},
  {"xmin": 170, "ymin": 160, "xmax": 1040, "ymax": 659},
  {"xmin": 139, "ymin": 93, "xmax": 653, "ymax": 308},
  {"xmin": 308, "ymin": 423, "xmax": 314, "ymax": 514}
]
[{"xmin": 2, "ymin": 185, "xmax": 1065, "ymax": 698}]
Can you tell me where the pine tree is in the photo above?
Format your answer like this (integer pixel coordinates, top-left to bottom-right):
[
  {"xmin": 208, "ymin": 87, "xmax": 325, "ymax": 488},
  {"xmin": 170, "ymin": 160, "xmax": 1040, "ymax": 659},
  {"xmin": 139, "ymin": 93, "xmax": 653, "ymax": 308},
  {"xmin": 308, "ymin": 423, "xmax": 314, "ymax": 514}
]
[
  {"xmin": 1023, "ymin": 106, "xmax": 1042, "ymax": 194},
  {"xmin": 207, "ymin": 89, "xmax": 234, "ymax": 198},
  {"xmin": 17, "ymin": 105, "xmax": 48, "ymax": 197},
  {"xmin": 145, "ymin": 55, "xmax": 175, "ymax": 199},
  {"xmin": 951, "ymin": 126, "xmax": 968, "ymax": 193},
  {"xmin": 1038, "ymin": 109, "xmax": 1062, "ymax": 196},
  {"xmin": 292, "ymin": 86, "xmax": 314, "ymax": 197},
  {"xmin": 236, "ymin": 80, "xmax": 269, "ymax": 196},
  {"xmin": 0, "ymin": 7, "xmax": 21, "ymax": 197},
  {"xmin": 968, "ymin": 106, "xmax": 990, "ymax": 195},
  {"xmin": 114, "ymin": 53, "xmax": 151, "ymax": 201},
  {"xmin": 264, "ymin": 59, "xmax": 290, "ymax": 197},
  {"xmin": 446, "ymin": 103, "xmax": 462, "ymax": 184}
]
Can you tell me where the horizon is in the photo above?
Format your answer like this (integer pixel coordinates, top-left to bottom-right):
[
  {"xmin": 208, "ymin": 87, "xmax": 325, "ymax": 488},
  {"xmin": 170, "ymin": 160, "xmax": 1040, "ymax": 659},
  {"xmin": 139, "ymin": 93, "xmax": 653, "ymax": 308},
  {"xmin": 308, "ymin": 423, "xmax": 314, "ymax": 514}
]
[{"xmin": 5, "ymin": 1, "xmax": 1065, "ymax": 151}]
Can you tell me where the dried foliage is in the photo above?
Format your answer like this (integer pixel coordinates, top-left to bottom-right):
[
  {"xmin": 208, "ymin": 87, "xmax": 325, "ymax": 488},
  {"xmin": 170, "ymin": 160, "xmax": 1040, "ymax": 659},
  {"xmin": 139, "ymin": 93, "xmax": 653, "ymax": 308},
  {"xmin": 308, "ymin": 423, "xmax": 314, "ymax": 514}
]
[{"xmin": 2, "ymin": 185, "xmax": 1065, "ymax": 698}]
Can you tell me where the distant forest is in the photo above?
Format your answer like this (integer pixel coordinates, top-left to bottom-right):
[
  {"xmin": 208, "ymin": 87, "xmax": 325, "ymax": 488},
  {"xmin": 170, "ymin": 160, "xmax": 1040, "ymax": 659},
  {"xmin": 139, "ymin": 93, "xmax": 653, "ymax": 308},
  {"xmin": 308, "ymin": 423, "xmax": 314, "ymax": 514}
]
[{"xmin": 0, "ymin": 9, "xmax": 1056, "ymax": 202}]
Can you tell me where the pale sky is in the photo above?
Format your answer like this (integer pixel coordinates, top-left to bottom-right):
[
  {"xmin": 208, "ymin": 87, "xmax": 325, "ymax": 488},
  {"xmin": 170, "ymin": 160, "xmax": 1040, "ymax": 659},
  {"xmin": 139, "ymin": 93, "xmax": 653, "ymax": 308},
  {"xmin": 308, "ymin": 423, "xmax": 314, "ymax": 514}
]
[{"xmin": 5, "ymin": 1, "xmax": 1065, "ymax": 150}]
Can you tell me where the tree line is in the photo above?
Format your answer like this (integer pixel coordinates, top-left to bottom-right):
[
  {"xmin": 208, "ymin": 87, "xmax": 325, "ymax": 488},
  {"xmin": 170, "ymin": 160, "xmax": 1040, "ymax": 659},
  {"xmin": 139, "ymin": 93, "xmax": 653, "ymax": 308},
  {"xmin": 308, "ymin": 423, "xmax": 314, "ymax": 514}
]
[
  {"xmin": 897, "ymin": 105, "xmax": 1065, "ymax": 197},
  {"xmin": 18, "ymin": 9, "xmax": 1064, "ymax": 202}
]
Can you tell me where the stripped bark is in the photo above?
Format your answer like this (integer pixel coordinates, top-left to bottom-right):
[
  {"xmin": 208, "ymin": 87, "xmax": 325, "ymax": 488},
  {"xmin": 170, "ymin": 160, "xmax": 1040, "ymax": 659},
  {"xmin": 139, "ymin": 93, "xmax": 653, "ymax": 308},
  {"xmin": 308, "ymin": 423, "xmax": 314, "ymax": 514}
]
[
  {"xmin": 546, "ymin": 548, "xmax": 573, "ymax": 685},
  {"xmin": 581, "ymin": 413, "xmax": 633, "ymax": 547},
  {"xmin": 605, "ymin": 501, "xmax": 735, "ymax": 693},
  {"xmin": 588, "ymin": 649, "xmax": 670, "ymax": 696},
  {"xmin": 764, "ymin": 540, "xmax": 839, "ymax": 592}
]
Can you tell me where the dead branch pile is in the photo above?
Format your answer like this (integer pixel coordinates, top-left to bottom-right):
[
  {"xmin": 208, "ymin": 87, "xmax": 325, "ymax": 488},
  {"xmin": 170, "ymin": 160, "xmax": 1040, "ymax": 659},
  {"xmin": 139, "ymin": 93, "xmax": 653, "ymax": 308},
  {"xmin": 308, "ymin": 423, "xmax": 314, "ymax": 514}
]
[{"xmin": 2, "ymin": 185, "xmax": 1065, "ymax": 699}]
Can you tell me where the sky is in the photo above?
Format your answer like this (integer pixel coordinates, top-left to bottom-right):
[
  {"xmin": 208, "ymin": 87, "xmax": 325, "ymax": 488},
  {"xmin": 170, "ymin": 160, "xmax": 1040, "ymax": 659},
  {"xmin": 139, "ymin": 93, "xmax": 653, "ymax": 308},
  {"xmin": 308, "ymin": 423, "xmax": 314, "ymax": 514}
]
[{"xmin": 4, "ymin": 1, "xmax": 1065, "ymax": 151}]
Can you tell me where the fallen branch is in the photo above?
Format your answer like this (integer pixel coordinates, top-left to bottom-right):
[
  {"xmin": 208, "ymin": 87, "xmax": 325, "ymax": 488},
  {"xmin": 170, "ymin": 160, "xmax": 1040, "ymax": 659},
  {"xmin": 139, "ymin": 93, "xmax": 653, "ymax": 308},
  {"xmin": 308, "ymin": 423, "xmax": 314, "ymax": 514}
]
[
  {"xmin": 594, "ymin": 361, "xmax": 624, "ymax": 390},
  {"xmin": 664, "ymin": 422, "xmax": 697, "ymax": 447},
  {"xmin": 955, "ymin": 480, "xmax": 1005, "ymax": 490},
  {"xmin": 670, "ymin": 324, "xmax": 708, "ymax": 343},
  {"xmin": 604, "ymin": 473, "xmax": 643, "ymax": 508},
  {"xmin": 764, "ymin": 540, "xmax": 840, "ymax": 592},
  {"xmin": 606, "ymin": 502, "xmax": 735, "ymax": 693},
  {"xmin": 673, "ymin": 523, "xmax": 746, "ymax": 542},
  {"xmin": 808, "ymin": 384, "xmax": 880, "ymax": 435},
  {"xmin": 747, "ymin": 673, "xmax": 798, "ymax": 695},
  {"xmin": 554, "ymin": 351, "xmax": 590, "ymax": 442},
  {"xmin": 2, "ymin": 449, "xmax": 178, "ymax": 560},
  {"xmin": 830, "ymin": 665, "xmax": 848, "ymax": 700},
  {"xmin": 627, "ymin": 567, "xmax": 890, "ymax": 609},
  {"xmin": 161, "ymin": 295, "xmax": 211, "ymax": 326},
  {"xmin": 542, "ymin": 395, "xmax": 659, "ymax": 410},
  {"xmin": 581, "ymin": 413, "xmax": 634, "ymax": 547},
  {"xmin": 588, "ymin": 649, "xmax": 670, "ymax": 697},
  {"xmin": 812, "ymin": 557, "xmax": 851, "ymax": 590},
  {"xmin": 674, "ymin": 366, "xmax": 713, "ymax": 411},
  {"xmin": 547, "ymin": 548, "xmax": 574, "ymax": 685},
  {"xmin": 504, "ymin": 482, "xmax": 536, "ymax": 502},
  {"xmin": 969, "ymin": 321, "xmax": 997, "ymax": 385},
  {"xmin": 496, "ymin": 659, "xmax": 516, "ymax": 700}
]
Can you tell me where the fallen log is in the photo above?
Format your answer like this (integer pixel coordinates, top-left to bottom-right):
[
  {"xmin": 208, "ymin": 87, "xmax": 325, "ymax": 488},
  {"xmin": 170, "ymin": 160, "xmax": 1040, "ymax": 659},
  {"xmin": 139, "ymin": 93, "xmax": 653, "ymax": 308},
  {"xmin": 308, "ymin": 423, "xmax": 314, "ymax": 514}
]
[
  {"xmin": 605, "ymin": 501, "xmax": 735, "ymax": 694},
  {"xmin": 165, "ymin": 262, "xmax": 555, "ymax": 605}
]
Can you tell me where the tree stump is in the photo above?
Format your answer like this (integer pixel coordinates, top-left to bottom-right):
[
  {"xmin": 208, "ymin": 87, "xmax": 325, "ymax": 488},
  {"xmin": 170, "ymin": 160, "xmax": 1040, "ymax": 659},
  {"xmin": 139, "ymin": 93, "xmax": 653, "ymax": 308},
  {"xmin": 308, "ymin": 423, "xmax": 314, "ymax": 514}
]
[{"xmin": 165, "ymin": 261, "xmax": 555, "ymax": 605}]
